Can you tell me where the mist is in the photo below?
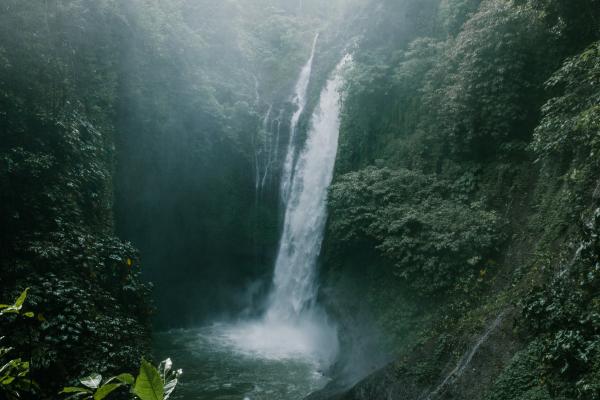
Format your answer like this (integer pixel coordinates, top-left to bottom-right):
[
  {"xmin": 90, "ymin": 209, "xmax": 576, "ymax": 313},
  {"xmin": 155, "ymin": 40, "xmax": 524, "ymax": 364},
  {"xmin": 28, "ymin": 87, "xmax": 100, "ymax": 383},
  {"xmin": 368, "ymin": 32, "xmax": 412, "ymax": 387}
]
[
  {"xmin": 112, "ymin": 0, "xmax": 369, "ymax": 329},
  {"xmin": 2, "ymin": 0, "xmax": 600, "ymax": 399}
]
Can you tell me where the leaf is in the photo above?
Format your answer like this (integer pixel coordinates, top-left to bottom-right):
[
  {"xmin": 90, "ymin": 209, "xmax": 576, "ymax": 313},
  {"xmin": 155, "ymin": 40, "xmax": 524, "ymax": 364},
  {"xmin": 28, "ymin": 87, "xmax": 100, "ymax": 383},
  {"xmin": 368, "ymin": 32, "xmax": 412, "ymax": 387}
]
[
  {"xmin": 14, "ymin": 288, "xmax": 29, "ymax": 308},
  {"xmin": 61, "ymin": 387, "xmax": 92, "ymax": 394},
  {"xmin": 64, "ymin": 392, "xmax": 93, "ymax": 400},
  {"xmin": 94, "ymin": 383, "xmax": 122, "ymax": 400},
  {"xmin": 133, "ymin": 359, "xmax": 164, "ymax": 400},
  {"xmin": 0, "ymin": 308, "xmax": 18, "ymax": 316},
  {"xmin": 106, "ymin": 373, "xmax": 134, "ymax": 385},
  {"xmin": 1, "ymin": 376, "xmax": 15, "ymax": 385},
  {"xmin": 80, "ymin": 373, "xmax": 102, "ymax": 389},
  {"xmin": 23, "ymin": 312, "xmax": 34, "ymax": 318}
]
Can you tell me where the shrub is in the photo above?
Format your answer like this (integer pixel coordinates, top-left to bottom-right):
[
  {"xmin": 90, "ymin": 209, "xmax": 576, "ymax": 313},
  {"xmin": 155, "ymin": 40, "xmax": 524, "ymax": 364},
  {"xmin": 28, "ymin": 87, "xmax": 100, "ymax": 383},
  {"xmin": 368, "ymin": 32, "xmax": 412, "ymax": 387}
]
[{"xmin": 328, "ymin": 167, "xmax": 504, "ymax": 295}]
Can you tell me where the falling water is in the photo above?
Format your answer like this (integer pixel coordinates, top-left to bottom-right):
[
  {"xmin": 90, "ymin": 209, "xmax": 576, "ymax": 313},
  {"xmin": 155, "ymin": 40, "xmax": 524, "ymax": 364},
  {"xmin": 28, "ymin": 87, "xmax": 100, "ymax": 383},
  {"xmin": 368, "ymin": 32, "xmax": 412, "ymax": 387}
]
[
  {"xmin": 254, "ymin": 105, "xmax": 273, "ymax": 192},
  {"xmin": 269, "ymin": 55, "xmax": 352, "ymax": 320},
  {"xmin": 219, "ymin": 54, "xmax": 352, "ymax": 369},
  {"xmin": 280, "ymin": 33, "xmax": 319, "ymax": 204},
  {"xmin": 157, "ymin": 55, "xmax": 352, "ymax": 399}
]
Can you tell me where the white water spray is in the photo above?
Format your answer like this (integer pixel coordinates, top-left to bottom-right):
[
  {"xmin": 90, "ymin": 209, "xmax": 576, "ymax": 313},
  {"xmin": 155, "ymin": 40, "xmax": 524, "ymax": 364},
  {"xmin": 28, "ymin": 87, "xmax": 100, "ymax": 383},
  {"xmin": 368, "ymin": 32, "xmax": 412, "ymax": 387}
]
[
  {"xmin": 280, "ymin": 33, "xmax": 319, "ymax": 204},
  {"xmin": 221, "ymin": 54, "xmax": 352, "ymax": 368}
]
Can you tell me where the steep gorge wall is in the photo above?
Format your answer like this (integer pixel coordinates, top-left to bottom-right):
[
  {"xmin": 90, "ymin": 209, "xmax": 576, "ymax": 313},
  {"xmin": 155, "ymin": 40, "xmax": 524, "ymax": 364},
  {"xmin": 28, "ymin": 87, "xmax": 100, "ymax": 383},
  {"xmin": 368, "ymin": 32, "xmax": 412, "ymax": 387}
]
[
  {"xmin": 0, "ymin": 1, "xmax": 153, "ymax": 395},
  {"xmin": 316, "ymin": 0, "xmax": 600, "ymax": 398}
]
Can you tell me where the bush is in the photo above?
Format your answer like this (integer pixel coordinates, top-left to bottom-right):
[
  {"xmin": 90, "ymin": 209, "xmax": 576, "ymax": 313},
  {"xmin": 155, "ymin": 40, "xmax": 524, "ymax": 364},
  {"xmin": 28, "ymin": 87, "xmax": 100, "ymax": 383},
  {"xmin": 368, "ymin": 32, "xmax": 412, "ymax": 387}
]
[
  {"xmin": 532, "ymin": 41, "xmax": 600, "ymax": 164},
  {"xmin": 328, "ymin": 167, "xmax": 504, "ymax": 295},
  {"xmin": 520, "ymin": 208, "xmax": 600, "ymax": 399}
]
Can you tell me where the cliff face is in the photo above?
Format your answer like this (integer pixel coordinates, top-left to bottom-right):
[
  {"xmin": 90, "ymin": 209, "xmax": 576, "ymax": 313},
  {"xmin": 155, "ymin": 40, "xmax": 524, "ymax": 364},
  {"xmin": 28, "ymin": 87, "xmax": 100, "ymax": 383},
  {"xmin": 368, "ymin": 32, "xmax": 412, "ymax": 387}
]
[
  {"xmin": 0, "ymin": 1, "xmax": 152, "ymax": 395},
  {"xmin": 315, "ymin": 0, "xmax": 600, "ymax": 398}
]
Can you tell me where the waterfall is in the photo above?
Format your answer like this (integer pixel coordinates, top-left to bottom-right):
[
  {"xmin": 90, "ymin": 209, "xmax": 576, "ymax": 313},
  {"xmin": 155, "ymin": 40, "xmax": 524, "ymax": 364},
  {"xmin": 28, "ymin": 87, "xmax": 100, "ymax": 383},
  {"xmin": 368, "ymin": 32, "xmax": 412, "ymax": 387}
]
[
  {"xmin": 280, "ymin": 33, "xmax": 319, "ymax": 204},
  {"xmin": 255, "ymin": 105, "xmax": 273, "ymax": 191},
  {"xmin": 221, "ymin": 54, "xmax": 352, "ymax": 368},
  {"xmin": 253, "ymin": 33, "xmax": 317, "ymax": 199},
  {"xmin": 268, "ymin": 54, "xmax": 352, "ymax": 320}
]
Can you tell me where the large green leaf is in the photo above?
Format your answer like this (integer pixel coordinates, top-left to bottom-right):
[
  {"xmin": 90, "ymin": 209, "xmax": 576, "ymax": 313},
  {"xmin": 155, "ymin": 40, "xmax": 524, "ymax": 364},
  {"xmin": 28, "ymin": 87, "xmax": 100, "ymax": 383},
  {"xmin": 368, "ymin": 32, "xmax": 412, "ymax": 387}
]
[
  {"xmin": 132, "ymin": 359, "xmax": 164, "ymax": 400},
  {"xmin": 106, "ymin": 373, "xmax": 135, "ymax": 385},
  {"xmin": 94, "ymin": 383, "xmax": 122, "ymax": 400}
]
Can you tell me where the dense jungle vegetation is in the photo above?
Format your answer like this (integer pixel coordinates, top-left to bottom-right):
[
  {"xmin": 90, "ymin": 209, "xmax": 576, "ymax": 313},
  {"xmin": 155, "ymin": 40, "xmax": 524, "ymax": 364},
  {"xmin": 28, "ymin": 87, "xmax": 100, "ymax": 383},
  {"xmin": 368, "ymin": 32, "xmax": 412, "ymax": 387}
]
[
  {"xmin": 1, "ymin": 0, "xmax": 600, "ymax": 399},
  {"xmin": 318, "ymin": 0, "xmax": 600, "ymax": 398}
]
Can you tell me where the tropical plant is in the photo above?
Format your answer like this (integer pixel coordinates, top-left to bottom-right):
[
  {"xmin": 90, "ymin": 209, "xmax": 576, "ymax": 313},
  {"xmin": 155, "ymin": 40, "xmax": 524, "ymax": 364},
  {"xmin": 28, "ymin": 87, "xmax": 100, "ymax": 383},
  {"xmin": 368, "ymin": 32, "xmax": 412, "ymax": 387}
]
[
  {"xmin": 0, "ymin": 288, "xmax": 34, "ymax": 318},
  {"xmin": 532, "ymin": 41, "xmax": 600, "ymax": 162},
  {"xmin": 61, "ymin": 358, "xmax": 182, "ymax": 400},
  {"xmin": 0, "ymin": 288, "xmax": 36, "ymax": 399}
]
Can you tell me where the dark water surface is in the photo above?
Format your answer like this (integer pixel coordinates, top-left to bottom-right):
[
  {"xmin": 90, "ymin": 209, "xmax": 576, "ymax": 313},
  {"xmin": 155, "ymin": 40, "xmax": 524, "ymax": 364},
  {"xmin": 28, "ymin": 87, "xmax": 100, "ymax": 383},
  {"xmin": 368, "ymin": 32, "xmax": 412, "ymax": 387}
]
[{"xmin": 154, "ymin": 325, "xmax": 329, "ymax": 400}]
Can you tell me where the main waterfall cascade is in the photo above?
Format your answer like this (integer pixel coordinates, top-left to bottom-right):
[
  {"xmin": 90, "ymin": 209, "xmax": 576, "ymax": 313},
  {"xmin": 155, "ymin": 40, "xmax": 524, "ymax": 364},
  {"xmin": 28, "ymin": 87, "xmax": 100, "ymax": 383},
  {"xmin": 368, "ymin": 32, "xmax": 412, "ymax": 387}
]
[
  {"xmin": 268, "ymin": 53, "xmax": 353, "ymax": 320},
  {"xmin": 154, "ymin": 53, "xmax": 351, "ymax": 396},
  {"xmin": 217, "ymin": 53, "xmax": 353, "ymax": 368}
]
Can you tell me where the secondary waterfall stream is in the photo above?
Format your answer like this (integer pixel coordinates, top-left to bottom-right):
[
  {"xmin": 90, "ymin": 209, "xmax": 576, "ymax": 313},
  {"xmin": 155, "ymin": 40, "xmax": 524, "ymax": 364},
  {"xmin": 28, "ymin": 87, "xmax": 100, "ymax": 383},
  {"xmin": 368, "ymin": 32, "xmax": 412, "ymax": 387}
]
[
  {"xmin": 280, "ymin": 33, "xmax": 319, "ymax": 204},
  {"xmin": 156, "ymin": 51, "xmax": 352, "ymax": 400}
]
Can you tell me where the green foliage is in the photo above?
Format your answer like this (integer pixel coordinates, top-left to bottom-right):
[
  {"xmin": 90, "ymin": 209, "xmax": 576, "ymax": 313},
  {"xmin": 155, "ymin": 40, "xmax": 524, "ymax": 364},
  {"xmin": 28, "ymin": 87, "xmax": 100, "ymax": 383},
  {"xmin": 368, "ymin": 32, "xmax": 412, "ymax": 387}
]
[
  {"xmin": 132, "ymin": 359, "xmax": 164, "ymax": 400},
  {"xmin": 0, "ymin": 289, "xmax": 36, "ymax": 399},
  {"xmin": 520, "ymin": 208, "xmax": 600, "ymax": 399},
  {"xmin": 437, "ymin": 0, "xmax": 483, "ymax": 36},
  {"xmin": 485, "ymin": 341, "xmax": 552, "ymax": 400},
  {"xmin": 517, "ymin": 0, "xmax": 600, "ymax": 50},
  {"xmin": 532, "ymin": 41, "xmax": 600, "ymax": 163},
  {"xmin": 0, "ymin": 357, "xmax": 33, "ymax": 399},
  {"xmin": 336, "ymin": 0, "xmax": 557, "ymax": 174},
  {"xmin": 323, "ymin": 2, "xmax": 600, "ymax": 397},
  {"xmin": 0, "ymin": 290, "xmax": 179, "ymax": 400},
  {"xmin": 427, "ymin": 0, "xmax": 551, "ymax": 158},
  {"xmin": 336, "ymin": 36, "xmax": 447, "ymax": 172},
  {"xmin": 62, "ymin": 358, "xmax": 181, "ymax": 400},
  {"xmin": 0, "ymin": 2, "xmax": 162, "ymax": 395},
  {"xmin": 0, "ymin": 226, "xmax": 152, "ymax": 393},
  {"xmin": 0, "ymin": 288, "xmax": 34, "ymax": 318},
  {"xmin": 328, "ymin": 167, "xmax": 504, "ymax": 295}
]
